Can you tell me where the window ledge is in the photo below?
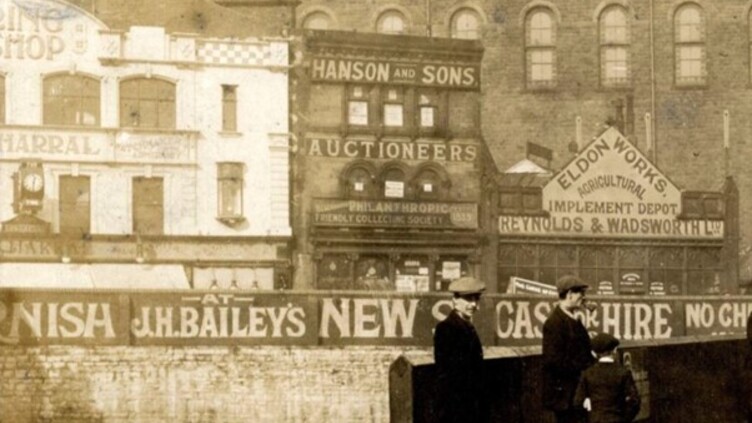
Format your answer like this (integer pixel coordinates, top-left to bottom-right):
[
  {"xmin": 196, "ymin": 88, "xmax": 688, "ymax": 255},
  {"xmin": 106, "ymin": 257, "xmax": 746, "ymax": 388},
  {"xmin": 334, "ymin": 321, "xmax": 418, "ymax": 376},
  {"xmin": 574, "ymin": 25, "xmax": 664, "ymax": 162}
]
[
  {"xmin": 216, "ymin": 216, "xmax": 246, "ymax": 227},
  {"xmin": 218, "ymin": 131, "xmax": 243, "ymax": 138}
]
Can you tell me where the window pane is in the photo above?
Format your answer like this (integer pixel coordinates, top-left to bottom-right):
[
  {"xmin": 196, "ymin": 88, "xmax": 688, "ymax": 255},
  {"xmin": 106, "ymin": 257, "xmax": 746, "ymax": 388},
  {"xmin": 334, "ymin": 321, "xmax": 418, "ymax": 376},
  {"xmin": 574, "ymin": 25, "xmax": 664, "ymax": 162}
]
[
  {"xmin": 120, "ymin": 78, "xmax": 175, "ymax": 128},
  {"xmin": 59, "ymin": 176, "xmax": 90, "ymax": 236},
  {"xmin": 222, "ymin": 85, "xmax": 237, "ymax": 132},
  {"xmin": 602, "ymin": 7, "xmax": 628, "ymax": 43},
  {"xmin": 677, "ymin": 6, "xmax": 703, "ymax": 42},
  {"xmin": 133, "ymin": 177, "xmax": 164, "ymax": 235},
  {"xmin": 452, "ymin": 9, "xmax": 479, "ymax": 39},
  {"xmin": 529, "ymin": 11, "xmax": 552, "ymax": 45},
  {"xmin": 378, "ymin": 11, "xmax": 405, "ymax": 34},
  {"xmin": 303, "ymin": 12, "xmax": 330, "ymax": 30},
  {"xmin": 43, "ymin": 75, "xmax": 100, "ymax": 126},
  {"xmin": 218, "ymin": 163, "xmax": 243, "ymax": 217}
]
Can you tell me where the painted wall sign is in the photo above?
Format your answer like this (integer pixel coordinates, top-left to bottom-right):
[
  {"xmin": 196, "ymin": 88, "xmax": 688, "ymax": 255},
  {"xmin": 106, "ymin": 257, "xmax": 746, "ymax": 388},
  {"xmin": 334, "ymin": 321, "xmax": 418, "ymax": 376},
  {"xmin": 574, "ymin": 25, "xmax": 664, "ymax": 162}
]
[
  {"xmin": 0, "ymin": 291, "xmax": 128, "ymax": 345},
  {"xmin": 0, "ymin": 127, "xmax": 196, "ymax": 164},
  {"xmin": 310, "ymin": 57, "xmax": 480, "ymax": 89},
  {"xmin": 0, "ymin": 290, "xmax": 748, "ymax": 346},
  {"xmin": 307, "ymin": 138, "xmax": 477, "ymax": 162},
  {"xmin": 130, "ymin": 293, "xmax": 318, "ymax": 346},
  {"xmin": 0, "ymin": 0, "xmax": 97, "ymax": 61},
  {"xmin": 313, "ymin": 199, "xmax": 478, "ymax": 229},
  {"xmin": 499, "ymin": 128, "xmax": 724, "ymax": 239}
]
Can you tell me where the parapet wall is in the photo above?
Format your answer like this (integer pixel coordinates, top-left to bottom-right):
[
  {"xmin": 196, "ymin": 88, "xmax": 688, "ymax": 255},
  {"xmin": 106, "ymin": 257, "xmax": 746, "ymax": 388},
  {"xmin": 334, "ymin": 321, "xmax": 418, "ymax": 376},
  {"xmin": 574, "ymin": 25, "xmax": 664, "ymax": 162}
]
[{"xmin": 390, "ymin": 336, "xmax": 751, "ymax": 423}]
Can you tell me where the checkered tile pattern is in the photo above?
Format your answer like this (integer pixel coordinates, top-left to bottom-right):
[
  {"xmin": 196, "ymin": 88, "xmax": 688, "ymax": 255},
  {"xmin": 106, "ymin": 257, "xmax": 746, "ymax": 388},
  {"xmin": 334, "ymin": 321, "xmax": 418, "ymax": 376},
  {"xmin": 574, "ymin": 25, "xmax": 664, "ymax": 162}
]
[{"xmin": 197, "ymin": 41, "xmax": 270, "ymax": 66}]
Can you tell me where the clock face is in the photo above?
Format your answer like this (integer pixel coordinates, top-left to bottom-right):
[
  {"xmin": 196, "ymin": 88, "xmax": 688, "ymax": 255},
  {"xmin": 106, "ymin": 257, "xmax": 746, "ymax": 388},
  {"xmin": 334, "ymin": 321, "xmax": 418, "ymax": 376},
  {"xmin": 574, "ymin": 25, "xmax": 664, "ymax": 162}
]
[{"xmin": 23, "ymin": 173, "xmax": 44, "ymax": 192}]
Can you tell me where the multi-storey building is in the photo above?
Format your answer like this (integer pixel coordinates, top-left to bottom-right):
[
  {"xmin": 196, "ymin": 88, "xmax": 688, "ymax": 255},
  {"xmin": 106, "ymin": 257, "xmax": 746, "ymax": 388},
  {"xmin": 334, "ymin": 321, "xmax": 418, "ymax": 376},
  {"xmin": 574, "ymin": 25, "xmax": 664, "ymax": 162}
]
[
  {"xmin": 215, "ymin": 0, "xmax": 748, "ymax": 294},
  {"xmin": 289, "ymin": 30, "xmax": 497, "ymax": 291},
  {"xmin": 0, "ymin": 0, "xmax": 292, "ymax": 289}
]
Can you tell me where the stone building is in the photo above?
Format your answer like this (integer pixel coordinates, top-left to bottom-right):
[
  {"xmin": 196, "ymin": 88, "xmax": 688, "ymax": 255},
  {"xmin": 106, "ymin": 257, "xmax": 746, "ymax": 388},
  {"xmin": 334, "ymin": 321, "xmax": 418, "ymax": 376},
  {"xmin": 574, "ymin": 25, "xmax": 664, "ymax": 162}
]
[{"xmin": 0, "ymin": 0, "xmax": 292, "ymax": 289}]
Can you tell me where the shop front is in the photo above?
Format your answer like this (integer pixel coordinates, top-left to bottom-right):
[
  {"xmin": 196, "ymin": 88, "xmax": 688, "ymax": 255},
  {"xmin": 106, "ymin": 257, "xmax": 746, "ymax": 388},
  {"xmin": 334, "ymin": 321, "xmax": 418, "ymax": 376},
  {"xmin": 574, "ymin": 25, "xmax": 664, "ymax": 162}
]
[{"xmin": 498, "ymin": 127, "xmax": 737, "ymax": 295}]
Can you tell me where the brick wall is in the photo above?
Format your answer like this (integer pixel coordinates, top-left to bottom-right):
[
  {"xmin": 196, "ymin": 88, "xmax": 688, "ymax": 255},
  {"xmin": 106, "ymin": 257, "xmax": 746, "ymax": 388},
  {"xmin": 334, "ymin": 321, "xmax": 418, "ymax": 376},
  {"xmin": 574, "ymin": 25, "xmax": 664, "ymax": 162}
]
[
  {"xmin": 285, "ymin": 0, "xmax": 752, "ymax": 264},
  {"xmin": 0, "ymin": 345, "xmax": 417, "ymax": 422}
]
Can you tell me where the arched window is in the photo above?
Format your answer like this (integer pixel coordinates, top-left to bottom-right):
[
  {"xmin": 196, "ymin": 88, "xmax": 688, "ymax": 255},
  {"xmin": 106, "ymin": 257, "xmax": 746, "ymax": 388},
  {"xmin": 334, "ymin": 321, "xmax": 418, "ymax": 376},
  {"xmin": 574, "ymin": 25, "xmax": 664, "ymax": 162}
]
[
  {"xmin": 43, "ymin": 74, "xmax": 100, "ymax": 126},
  {"xmin": 450, "ymin": 8, "xmax": 481, "ymax": 40},
  {"xmin": 120, "ymin": 78, "xmax": 176, "ymax": 129},
  {"xmin": 342, "ymin": 163, "xmax": 376, "ymax": 198},
  {"xmin": 303, "ymin": 11, "xmax": 332, "ymax": 30},
  {"xmin": 600, "ymin": 5, "xmax": 630, "ymax": 86},
  {"xmin": 525, "ymin": 8, "xmax": 556, "ymax": 87},
  {"xmin": 674, "ymin": 3, "xmax": 706, "ymax": 86},
  {"xmin": 413, "ymin": 168, "xmax": 442, "ymax": 200},
  {"xmin": 377, "ymin": 10, "xmax": 406, "ymax": 34}
]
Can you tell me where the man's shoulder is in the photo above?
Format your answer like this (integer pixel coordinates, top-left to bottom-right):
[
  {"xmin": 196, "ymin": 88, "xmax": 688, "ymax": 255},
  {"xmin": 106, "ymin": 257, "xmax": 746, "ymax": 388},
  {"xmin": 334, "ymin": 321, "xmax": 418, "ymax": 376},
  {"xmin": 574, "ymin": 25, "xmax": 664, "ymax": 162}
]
[{"xmin": 543, "ymin": 306, "xmax": 565, "ymax": 327}]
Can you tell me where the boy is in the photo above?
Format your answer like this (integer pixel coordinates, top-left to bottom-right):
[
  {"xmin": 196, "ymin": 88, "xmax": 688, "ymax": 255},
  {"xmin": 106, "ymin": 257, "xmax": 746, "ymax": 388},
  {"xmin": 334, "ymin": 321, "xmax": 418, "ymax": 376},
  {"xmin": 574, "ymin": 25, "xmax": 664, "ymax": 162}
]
[{"xmin": 574, "ymin": 333, "xmax": 641, "ymax": 423}]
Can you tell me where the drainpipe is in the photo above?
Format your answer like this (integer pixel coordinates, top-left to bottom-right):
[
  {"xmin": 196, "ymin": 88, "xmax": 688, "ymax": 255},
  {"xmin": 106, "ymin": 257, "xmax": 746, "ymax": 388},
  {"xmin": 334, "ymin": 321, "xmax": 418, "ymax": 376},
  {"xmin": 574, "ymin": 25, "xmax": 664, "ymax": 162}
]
[
  {"xmin": 649, "ymin": 0, "xmax": 657, "ymax": 164},
  {"xmin": 426, "ymin": 0, "xmax": 432, "ymax": 36}
]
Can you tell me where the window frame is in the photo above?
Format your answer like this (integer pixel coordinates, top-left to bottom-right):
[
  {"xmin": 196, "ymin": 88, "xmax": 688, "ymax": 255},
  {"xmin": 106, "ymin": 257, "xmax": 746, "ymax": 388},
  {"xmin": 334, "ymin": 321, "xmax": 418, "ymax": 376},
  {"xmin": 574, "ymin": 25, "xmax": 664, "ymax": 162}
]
[
  {"xmin": 217, "ymin": 162, "xmax": 244, "ymax": 220},
  {"xmin": 221, "ymin": 84, "xmax": 238, "ymax": 133},
  {"xmin": 43, "ymin": 73, "xmax": 101, "ymax": 127},
  {"xmin": 450, "ymin": 8, "xmax": 481, "ymax": 40},
  {"xmin": 599, "ymin": 5, "xmax": 631, "ymax": 87},
  {"xmin": 119, "ymin": 77, "xmax": 177, "ymax": 129},
  {"xmin": 58, "ymin": 175, "xmax": 91, "ymax": 236},
  {"xmin": 132, "ymin": 176, "xmax": 164, "ymax": 235},
  {"xmin": 674, "ymin": 3, "xmax": 706, "ymax": 87},
  {"xmin": 302, "ymin": 11, "xmax": 332, "ymax": 30},
  {"xmin": 377, "ymin": 10, "xmax": 407, "ymax": 34},
  {"xmin": 525, "ymin": 8, "xmax": 557, "ymax": 88}
]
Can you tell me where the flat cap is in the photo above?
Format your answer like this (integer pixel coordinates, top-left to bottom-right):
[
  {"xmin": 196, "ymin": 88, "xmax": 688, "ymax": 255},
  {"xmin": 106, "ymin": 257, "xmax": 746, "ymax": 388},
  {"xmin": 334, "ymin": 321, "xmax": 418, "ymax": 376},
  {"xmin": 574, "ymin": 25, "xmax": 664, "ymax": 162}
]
[
  {"xmin": 556, "ymin": 275, "xmax": 589, "ymax": 294},
  {"xmin": 591, "ymin": 332, "xmax": 620, "ymax": 354},
  {"xmin": 448, "ymin": 276, "xmax": 486, "ymax": 295}
]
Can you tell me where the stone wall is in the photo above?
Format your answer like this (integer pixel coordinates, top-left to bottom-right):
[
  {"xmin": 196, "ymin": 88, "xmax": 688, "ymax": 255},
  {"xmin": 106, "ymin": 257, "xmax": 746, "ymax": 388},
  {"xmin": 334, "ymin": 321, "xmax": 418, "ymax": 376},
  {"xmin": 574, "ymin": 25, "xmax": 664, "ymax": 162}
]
[{"xmin": 0, "ymin": 345, "xmax": 419, "ymax": 423}]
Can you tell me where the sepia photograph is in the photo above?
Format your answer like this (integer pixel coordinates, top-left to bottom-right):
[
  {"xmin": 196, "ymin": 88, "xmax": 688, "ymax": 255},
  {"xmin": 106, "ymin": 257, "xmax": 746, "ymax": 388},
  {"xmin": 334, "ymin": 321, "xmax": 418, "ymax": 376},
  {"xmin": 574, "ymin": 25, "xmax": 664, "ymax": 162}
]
[{"xmin": 0, "ymin": 0, "xmax": 751, "ymax": 421}]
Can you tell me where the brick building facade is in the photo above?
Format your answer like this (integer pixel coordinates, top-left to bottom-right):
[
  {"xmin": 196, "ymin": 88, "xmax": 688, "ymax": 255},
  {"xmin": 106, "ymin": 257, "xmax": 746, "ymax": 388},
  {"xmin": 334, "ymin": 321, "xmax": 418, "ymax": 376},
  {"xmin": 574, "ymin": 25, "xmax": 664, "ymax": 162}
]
[
  {"xmin": 289, "ymin": 31, "xmax": 498, "ymax": 291},
  {"xmin": 270, "ymin": 0, "xmax": 745, "ymax": 293}
]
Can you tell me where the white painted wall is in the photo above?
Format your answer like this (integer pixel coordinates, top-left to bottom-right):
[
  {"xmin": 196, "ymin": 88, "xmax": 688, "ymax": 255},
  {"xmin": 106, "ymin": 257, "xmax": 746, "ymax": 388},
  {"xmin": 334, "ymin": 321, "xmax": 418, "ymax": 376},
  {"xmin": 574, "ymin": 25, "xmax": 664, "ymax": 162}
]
[{"xmin": 0, "ymin": 0, "xmax": 291, "ymax": 238}]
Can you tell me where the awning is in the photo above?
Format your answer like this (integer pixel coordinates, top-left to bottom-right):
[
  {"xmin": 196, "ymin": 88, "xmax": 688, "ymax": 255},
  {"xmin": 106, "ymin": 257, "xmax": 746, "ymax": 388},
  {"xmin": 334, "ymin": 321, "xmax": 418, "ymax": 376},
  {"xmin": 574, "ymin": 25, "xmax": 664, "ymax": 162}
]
[{"xmin": 0, "ymin": 263, "xmax": 190, "ymax": 289}]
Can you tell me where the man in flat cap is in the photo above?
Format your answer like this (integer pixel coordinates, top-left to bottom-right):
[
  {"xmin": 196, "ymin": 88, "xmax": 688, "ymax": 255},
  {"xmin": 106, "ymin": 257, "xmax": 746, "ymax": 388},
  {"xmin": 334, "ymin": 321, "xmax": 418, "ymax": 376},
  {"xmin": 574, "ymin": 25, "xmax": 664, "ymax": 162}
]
[
  {"xmin": 433, "ymin": 276, "xmax": 487, "ymax": 423},
  {"xmin": 542, "ymin": 275, "xmax": 596, "ymax": 423}
]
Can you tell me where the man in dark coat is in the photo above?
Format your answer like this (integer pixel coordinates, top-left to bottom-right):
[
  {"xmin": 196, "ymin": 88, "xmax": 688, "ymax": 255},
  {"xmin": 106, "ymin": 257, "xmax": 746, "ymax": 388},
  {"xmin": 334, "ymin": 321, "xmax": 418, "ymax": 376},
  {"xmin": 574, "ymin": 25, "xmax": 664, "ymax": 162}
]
[
  {"xmin": 542, "ymin": 275, "xmax": 596, "ymax": 423},
  {"xmin": 433, "ymin": 276, "xmax": 486, "ymax": 423}
]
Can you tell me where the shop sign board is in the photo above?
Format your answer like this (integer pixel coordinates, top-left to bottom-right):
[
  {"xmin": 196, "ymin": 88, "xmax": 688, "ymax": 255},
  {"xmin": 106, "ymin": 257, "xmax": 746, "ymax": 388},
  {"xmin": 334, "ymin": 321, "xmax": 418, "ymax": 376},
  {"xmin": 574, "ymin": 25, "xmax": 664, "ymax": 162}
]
[
  {"xmin": 310, "ymin": 57, "xmax": 480, "ymax": 89},
  {"xmin": 0, "ymin": 289, "xmax": 749, "ymax": 346},
  {"xmin": 0, "ymin": 127, "xmax": 196, "ymax": 164},
  {"xmin": 313, "ymin": 199, "xmax": 478, "ymax": 229},
  {"xmin": 499, "ymin": 128, "xmax": 724, "ymax": 239},
  {"xmin": 306, "ymin": 138, "xmax": 478, "ymax": 162}
]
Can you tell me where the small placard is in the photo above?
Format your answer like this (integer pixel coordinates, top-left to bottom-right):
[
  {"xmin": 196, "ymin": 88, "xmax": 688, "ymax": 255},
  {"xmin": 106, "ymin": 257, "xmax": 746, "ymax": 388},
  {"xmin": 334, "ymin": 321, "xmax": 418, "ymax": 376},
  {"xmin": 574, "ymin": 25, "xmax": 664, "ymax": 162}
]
[
  {"xmin": 420, "ymin": 107, "xmax": 434, "ymax": 127},
  {"xmin": 442, "ymin": 261, "xmax": 461, "ymax": 280},
  {"xmin": 384, "ymin": 181, "xmax": 404, "ymax": 198}
]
